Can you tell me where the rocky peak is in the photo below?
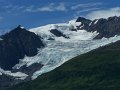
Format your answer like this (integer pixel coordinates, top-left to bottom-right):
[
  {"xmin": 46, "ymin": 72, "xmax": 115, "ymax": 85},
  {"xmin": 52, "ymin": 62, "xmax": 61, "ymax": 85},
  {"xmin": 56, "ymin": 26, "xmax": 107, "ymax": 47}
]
[
  {"xmin": 76, "ymin": 17, "xmax": 91, "ymax": 22},
  {"xmin": 0, "ymin": 26, "xmax": 44, "ymax": 70},
  {"xmin": 74, "ymin": 16, "xmax": 120, "ymax": 39},
  {"xmin": 75, "ymin": 17, "xmax": 91, "ymax": 30}
]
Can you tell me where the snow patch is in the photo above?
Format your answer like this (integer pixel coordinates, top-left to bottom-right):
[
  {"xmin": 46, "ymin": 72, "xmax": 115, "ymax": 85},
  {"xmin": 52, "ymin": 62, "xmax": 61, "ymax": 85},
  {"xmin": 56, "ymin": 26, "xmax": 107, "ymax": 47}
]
[
  {"xmin": 20, "ymin": 26, "xmax": 25, "ymax": 29},
  {"xmin": 89, "ymin": 22, "xmax": 92, "ymax": 26},
  {"xmin": 0, "ymin": 72, "xmax": 2, "ymax": 75},
  {"xmin": 68, "ymin": 19, "xmax": 82, "ymax": 29},
  {"xmin": 0, "ymin": 68, "xmax": 28, "ymax": 80},
  {"xmin": 0, "ymin": 38, "xmax": 3, "ymax": 41},
  {"xmin": 94, "ymin": 19, "xmax": 99, "ymax": 24}
]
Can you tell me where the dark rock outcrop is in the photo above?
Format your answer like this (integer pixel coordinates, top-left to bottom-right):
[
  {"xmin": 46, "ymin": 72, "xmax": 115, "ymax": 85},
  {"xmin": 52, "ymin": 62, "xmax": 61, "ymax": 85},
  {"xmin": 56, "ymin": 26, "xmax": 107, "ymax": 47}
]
[
  {"xmin": 76, "ymin": 17, "xmax": 91, "ymax": 30},
  {"xmin": 50, "ymin": 29, "xmax": 69, "ymax": 38},
  {"xmin": 89, "ymin": 16, "xmax": 120, "ymax": 38},
  {"xmin": 76, "ymin": 16, "xmax": 120, "ymax": 39}
]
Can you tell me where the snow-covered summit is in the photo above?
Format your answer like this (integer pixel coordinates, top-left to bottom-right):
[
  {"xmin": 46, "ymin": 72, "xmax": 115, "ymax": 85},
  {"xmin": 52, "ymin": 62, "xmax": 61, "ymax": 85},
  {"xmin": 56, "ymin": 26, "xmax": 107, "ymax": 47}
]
[{"xmin": 30, "ymin": 18, "xmax": 98, "ymax": 42}]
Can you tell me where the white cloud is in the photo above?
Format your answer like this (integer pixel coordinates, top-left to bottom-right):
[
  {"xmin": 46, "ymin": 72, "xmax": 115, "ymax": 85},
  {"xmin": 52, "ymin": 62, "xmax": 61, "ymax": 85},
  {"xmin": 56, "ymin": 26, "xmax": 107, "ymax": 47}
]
[
  {"xmin": 55, "ymin": 3, "xmax": 67, "ymax": 11},
  {"xmin": 25, "ymin": 3, "xmax": 67, "ymax": 12},
  {"xmin": 71, "ymin": 2, "xmax": 102, "ymax": 10},
  {"xmin": 74, "ymin": 8, "xmax": 100, "ymax": 18},
  {"xmin": 1, "ymin": 3, "xmax": 25, "ymax": 13},
  {"xmin": 86, "ymin": 7, "xmax": 120, "ymax": 20},
  {"xmin": 2, "ymin": 4, "xmax": 13, "ymax": 9},
  {"xmin": 76, "ymin": 8, "xmax": 100, "ymax": 13},
  {"xmin": 24, "ymin": 6, "xmax": 35, "ymax": 12}
]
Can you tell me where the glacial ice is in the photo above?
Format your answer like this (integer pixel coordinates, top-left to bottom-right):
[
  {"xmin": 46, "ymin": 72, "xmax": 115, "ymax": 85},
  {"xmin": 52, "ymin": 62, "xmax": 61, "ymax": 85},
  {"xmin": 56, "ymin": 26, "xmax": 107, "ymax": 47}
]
[{"xmin": 13, "ymin": 20, "xmax": 120, "ymax": 80}]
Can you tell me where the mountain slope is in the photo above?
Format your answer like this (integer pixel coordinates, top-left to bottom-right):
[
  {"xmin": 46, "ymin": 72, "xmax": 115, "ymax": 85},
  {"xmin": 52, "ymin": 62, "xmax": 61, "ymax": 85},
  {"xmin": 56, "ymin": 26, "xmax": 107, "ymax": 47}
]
[
  {"xmin": 8, "ymin": 40, "xmax": 120, "ymax": 90},
  {"xmin": 0, "ymin": 25, "xmax": 45, "ymax": 90},
  {"xmin": 1, "ymin": 16, "xmax": 120, "ymax": 89}
]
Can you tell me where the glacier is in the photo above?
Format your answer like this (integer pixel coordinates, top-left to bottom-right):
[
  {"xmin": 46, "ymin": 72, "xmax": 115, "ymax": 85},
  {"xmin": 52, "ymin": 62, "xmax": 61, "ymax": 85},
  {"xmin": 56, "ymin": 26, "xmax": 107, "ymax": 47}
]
[{"xmin": 13, "ymin": 19, "xmax": 120, "ymax": 80}]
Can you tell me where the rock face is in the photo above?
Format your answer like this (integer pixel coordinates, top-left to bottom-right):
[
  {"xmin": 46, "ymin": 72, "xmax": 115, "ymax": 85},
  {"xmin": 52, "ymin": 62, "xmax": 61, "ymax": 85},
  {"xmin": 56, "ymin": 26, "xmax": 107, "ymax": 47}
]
[
  {"xmin": 0, "ymin": 25, "xmax": 44, "ymax": 70},
  {"xmin": 76, "ymin": 17, "xmax": 91, "ymax": 30},
  {"xmin": 89, "ymin": 16, "xmax": 120, "ymax": 38},
  {"xmin": 50, "ymin": 29, "xmax": 69, "ymax": 38},
  {"xmin": 76, "ymin": 16, "xmax": 120, "ymax": 39}
]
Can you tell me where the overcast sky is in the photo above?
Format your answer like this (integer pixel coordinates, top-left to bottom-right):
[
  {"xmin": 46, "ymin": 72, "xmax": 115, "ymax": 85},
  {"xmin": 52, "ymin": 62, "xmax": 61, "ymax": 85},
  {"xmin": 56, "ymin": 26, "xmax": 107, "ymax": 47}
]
[{"xmin": 0, "ymin": 0, "xmax": 120, "ymax": 34}]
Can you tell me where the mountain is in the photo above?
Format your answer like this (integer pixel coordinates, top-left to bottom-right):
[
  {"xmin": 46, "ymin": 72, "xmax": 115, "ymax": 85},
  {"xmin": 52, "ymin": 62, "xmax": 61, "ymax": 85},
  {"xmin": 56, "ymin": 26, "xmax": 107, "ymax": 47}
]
[
  {"xmin": 7, "ymin": 39, "xmax": 120, "ymax": 90},
  {"xmin": 78, "ymin": 16, "xmax": 120, "ymax": 39},
  {"xmin": 0, "ymin": 25, "xmax": 44, "ymax": 70},
  {"xmin": 0, "ymin": 25, "xmax": 44, "ymax": 89},
  {"xmin": 1, "ymin": 16, "xmax": 120, "ymax": 89}
]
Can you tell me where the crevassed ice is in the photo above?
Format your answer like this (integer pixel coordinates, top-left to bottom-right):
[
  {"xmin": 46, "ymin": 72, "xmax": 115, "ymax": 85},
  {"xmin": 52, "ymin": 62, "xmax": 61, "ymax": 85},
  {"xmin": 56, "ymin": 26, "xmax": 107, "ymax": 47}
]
[
  {"xmin": 13, "ymin": 27, "xmax": 99, "ymax": 69},
  {"xmin": 13, "ymin": 20, "xmax": 120, "ymax": 80},
  {"xmin": 31, "ymin": 36, "xmax": 120, "ymax": 79}
]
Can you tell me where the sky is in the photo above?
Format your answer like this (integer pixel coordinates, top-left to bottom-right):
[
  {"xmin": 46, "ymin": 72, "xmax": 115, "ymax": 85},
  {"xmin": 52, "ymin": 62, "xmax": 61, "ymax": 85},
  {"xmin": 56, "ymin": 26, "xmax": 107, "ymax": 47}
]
[{"xmin": 0, "ymin": 0, "xmax": 120, "ymax": 34}]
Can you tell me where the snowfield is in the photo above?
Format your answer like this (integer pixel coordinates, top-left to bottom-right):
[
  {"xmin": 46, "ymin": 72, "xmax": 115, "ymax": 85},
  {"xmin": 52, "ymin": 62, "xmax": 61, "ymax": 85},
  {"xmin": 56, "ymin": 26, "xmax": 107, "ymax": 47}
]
[
  {"xmin": 0, "ymin": 68, "xmax": 28, "ymax": 80},
  {"xmin": 12, "ymin": 20, "xmax": 120, "ymax": 80}
]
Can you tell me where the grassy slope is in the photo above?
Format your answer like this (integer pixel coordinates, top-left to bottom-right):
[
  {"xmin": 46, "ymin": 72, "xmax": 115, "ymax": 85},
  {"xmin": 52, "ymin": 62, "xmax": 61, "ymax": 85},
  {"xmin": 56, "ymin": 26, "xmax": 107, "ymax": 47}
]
[{"xmin": 8, "ymin": 41, "xmax": 120, "ymax": 90}]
